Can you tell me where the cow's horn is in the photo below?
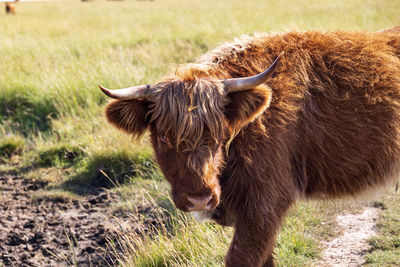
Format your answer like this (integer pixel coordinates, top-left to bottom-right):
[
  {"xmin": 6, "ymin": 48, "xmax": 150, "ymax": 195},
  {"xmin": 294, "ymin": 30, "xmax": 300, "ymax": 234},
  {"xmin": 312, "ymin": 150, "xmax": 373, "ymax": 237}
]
[
  {"xmin": 224, "ymin": 52, "xmax": 284, "ymax": 93},
  {"xmin": 98, "ymin": 84, "xmax": 152, "ymax": 100}
]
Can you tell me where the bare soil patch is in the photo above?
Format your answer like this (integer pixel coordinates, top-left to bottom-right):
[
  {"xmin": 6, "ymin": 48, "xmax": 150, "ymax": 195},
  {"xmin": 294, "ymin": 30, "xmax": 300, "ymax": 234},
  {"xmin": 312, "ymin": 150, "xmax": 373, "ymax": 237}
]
[
  {"xmin": 0, "ymin": 174, "xmax": 118, "ymax": 266},
  {"xmin": 318, "ymin": 206, "xmax": 380, "ymax": 267}
]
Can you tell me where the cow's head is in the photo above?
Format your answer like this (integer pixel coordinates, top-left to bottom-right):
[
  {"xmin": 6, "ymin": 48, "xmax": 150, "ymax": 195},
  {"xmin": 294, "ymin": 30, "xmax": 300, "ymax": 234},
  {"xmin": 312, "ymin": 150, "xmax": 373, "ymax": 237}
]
[{"xmin": 100, "ymin": 53, "xmax": 282, "ymax": 212}]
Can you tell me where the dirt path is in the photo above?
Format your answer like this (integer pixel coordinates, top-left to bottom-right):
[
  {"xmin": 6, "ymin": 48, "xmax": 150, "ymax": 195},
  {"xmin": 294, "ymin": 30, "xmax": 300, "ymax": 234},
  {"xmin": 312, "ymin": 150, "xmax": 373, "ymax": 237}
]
[
  {"xmin": 318, "ymin": 206, "xmax": 380, "ymax": 267},
  {"xmin": 0, "ymin": 174, "xmax": 119, "ymax": 266}
]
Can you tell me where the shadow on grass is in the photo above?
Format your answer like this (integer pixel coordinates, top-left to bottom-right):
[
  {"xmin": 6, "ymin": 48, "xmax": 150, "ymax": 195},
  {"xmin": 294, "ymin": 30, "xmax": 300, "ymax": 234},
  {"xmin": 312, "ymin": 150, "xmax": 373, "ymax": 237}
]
[
  {"xmin": 0, "ymin": 93, "xmax": 58, "ymax": 135},
  {"xmin": 0, "ymin": 140, "xmax": 161, "ymax": 196},
  {"xmin": 0, "ymin": 143, "xmax": 86, "ymax": 178},
  {"xmin": 61, "ymin": 151, "xmax": 161, "ymax": 195}
]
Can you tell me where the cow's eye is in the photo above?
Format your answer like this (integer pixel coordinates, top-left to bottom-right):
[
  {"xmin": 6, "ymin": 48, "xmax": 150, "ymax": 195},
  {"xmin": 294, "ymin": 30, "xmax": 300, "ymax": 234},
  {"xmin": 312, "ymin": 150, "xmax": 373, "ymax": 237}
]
[{"xmin": 159, "ymin": 135, "xmax": 169, "ymax": 144}]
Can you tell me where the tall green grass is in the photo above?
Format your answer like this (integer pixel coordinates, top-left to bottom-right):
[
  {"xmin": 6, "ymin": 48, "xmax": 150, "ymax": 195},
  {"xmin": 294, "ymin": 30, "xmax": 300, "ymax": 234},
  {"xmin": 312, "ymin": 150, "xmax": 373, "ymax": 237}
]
[
  {"xmin": 1, "ymin": 0, "xmax": 399, "ymax": 135},
  {"xmin": 1, "ymin": 0, "xmax": 400, "ymax": 266}
]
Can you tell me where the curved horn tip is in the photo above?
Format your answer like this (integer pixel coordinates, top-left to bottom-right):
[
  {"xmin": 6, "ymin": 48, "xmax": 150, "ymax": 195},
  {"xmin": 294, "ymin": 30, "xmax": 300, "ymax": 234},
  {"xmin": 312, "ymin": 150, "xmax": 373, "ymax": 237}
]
[
  {"xmin": 271, "ymin": 51, "xmax": 284, "ymax": 65},
  {"xmin": 224, "ymin": 51, "xmax": 285, "ymax": 93},
  {"xmin": 98, "ymin": 84, "xmax": 112, "ymax": 98},
  {"xmin": 275, "ymin": 51, "xmax": 284, "ymax": 62}
]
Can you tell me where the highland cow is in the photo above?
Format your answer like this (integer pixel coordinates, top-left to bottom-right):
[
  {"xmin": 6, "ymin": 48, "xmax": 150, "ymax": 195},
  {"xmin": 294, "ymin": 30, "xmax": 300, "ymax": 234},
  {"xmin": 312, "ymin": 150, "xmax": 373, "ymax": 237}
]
[
  {"xmin": 5, "ymin": 2, "xmax": 16, "ymax": 14},
  {"xmin": 99, "ymin": 27, "xmax": 400, "ymax": 266}
]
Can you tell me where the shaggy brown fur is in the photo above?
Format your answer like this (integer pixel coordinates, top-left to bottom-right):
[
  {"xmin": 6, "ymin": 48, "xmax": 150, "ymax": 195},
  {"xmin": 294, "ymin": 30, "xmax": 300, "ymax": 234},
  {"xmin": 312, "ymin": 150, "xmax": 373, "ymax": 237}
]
[
  {"xmin": 5, "ymin": 3, "xmax": 16, "ymax": 14},
  {"xmin": 104, "ymin": 27, "xmax": 400, "ymax": 266}
]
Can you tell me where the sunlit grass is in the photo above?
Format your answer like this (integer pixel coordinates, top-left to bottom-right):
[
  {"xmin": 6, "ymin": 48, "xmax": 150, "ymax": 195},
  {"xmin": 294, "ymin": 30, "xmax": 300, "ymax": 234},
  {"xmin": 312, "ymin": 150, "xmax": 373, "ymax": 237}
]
[
  {"xmin": 365, "ymin": 191, "xmax": 400, "ymax": 266},
  {"xmin": 1, "ymin": 0, "xmax": 399, "ymax": 137}
]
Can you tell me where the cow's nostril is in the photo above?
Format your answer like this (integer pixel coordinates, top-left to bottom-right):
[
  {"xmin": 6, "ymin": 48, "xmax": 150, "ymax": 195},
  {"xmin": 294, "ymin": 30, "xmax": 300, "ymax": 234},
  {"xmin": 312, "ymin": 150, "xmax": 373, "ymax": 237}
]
[
  {"xmin": 187, "ymin": 200, "xmax": 194, "ymax": 209},
  {"xmin": 207, "ymin": 198, "xmax": 213, "ymax": 207}
]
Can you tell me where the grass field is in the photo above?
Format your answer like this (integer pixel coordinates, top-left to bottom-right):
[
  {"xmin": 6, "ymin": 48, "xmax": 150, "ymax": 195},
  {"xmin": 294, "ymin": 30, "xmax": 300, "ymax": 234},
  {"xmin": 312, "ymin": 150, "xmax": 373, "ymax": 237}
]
[{"xmin": 1, "ymin": 0, "xmax": 400, "ymax": 266}]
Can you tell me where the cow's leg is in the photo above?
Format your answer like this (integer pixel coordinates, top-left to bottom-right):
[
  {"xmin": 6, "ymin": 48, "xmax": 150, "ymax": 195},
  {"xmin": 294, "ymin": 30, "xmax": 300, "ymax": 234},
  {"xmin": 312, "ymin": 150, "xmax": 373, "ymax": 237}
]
[
  {"xmin": 262, "ymin": 255, "xmax": 275, "ymax": 267},
  {"xmin": 224, "ymin": 201, "xmax": 292, "ymax": 267},
  {"xmin": 225, "ymin": 220, "xmax": 277, "ymax": 266}
]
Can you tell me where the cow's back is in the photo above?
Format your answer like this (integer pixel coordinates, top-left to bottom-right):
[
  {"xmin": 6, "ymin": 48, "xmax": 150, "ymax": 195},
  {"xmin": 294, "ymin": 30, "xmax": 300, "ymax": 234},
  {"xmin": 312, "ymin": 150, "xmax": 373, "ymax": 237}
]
[
  {"xmin": 202, "ymin": 30, "xmax": 400, "ymax": 199},
  {"xmin": 296, "ymin": 32, "xmax": 400, "ymax": 198}
]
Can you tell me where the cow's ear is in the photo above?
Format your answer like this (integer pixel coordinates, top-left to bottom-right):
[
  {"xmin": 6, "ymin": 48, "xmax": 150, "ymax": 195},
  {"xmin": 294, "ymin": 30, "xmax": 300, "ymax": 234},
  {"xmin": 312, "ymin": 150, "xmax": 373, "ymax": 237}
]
[
  {"xmin": 105, "ymin": 99, "xmax": 150, "ymax": 139},
  {"xmin": 225, "ymin": 85, "xmax": 272, "ymax": 131}
]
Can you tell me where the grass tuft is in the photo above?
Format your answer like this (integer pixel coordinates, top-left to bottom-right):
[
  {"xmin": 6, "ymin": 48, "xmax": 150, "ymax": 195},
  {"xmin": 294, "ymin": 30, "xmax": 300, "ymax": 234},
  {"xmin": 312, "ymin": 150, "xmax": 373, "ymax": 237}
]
[
  {"xmin": 0, "ymin": 135, "xmax": 25, "ymax": 159},
  {"xmin": 113, "ymin": 214, "xmax": 232, "ymax": 267},
  {"xmin": 36, "ymin": 144, "xmax": 85, "ymax": 167},
  {"xmin": 62, "ymin": 149, "xmax": 160, "ymax": 194}
]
